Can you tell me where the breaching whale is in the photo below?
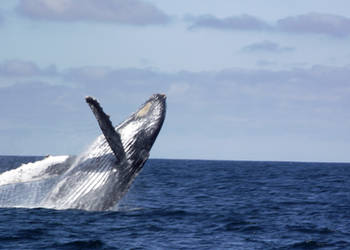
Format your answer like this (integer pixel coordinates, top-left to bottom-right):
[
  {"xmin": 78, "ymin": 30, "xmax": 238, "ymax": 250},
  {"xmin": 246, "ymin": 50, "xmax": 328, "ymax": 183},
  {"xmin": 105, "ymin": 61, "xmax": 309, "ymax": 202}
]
[{"xmin": 0, "ymin": 94, "xmax": 166, "ymax": 211}]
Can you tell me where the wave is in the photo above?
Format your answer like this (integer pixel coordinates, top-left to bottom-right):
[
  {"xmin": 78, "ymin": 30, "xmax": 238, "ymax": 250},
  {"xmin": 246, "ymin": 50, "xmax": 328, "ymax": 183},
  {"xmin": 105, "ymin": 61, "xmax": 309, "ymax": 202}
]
[
  {"xmin": 0, "ymin": 155, "xmax": 75, "ymax": 208},
  {"xmin": 0, "ymin": 155, "xmax": 70, "ymax": 186}
]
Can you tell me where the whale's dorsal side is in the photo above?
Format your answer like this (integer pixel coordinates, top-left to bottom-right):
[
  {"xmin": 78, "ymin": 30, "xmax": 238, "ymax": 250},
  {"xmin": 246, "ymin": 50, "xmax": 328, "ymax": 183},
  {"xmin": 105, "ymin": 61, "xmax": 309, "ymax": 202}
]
[{"xmin": 85, "ymin": 96, "xmax": 126, "ymax": 164}]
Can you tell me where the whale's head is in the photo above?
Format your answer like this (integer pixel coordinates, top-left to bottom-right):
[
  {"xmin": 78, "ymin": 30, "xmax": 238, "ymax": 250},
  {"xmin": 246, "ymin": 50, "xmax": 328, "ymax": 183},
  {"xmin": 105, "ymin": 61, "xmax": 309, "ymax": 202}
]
[
  {"xmin": 86, "ymin": 93, "xmax": 166, "ymax": 165},
  {"xmin": 118, "ymin": 94, "xmax": 166, "ymax": 163}
]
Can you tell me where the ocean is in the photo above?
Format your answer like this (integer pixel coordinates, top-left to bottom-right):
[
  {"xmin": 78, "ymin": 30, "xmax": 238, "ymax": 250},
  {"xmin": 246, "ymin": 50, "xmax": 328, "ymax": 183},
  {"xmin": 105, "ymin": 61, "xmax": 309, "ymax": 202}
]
[{"xmin": 0, "ymin": 156, "xmax": 349, "ymax": 249}]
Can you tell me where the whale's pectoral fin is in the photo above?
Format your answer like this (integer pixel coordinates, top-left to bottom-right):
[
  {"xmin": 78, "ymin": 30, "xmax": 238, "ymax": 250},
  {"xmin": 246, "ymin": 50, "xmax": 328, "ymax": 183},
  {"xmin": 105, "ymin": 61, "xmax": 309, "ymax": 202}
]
[{"xmin": 85, "ymin": 96, "xmax": 126, "ymax": 164}]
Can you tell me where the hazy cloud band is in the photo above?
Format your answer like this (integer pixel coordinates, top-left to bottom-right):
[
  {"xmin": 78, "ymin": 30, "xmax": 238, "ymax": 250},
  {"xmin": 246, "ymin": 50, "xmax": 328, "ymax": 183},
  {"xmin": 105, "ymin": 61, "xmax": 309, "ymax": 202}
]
[
  {"xmin": 17, "ymin": 0, "xmax": 170, "ymax": 25},
  {"xmin": 188, "ymin": 12, "xmax": 350, "ymax": 37}
]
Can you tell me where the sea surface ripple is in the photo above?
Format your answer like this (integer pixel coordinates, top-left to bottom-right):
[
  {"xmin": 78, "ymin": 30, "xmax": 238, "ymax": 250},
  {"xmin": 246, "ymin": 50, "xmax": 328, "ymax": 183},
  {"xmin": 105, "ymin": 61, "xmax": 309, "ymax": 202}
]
[{"xmin": 0, "ymin": 156, "xmax": 350, "ymax": 249}]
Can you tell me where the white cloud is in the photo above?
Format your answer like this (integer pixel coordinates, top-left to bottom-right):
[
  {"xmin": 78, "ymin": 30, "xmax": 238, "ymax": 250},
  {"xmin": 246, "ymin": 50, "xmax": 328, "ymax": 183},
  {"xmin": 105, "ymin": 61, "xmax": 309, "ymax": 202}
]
[
  {"xmin": 187, "ymin": 14, "xmax": 269, "ymax": 31},
  {"xmin": 187, "ymin": 12, "xmax": 350, "ymax": 37},
  {"xmin": 0, "ymin": 60, "xmax": 57, "ymax": 87},
  {"xmin": 242, "ymin": 40, "xmax": 294, "ymax": 53},
  {"xmin": 277, "ymin": 12, "xmax": 350, "ymax": 37},
  {"xmin": 168, "ymin": 82, "xmax": 189, "ymax": 95},
  {"xmin": 17, "ymin": 0, "xmax": 170, "ymax": 25},
  {"xmin": 0, "ymin": 60, "xmax": 40, "ymax": 76}
]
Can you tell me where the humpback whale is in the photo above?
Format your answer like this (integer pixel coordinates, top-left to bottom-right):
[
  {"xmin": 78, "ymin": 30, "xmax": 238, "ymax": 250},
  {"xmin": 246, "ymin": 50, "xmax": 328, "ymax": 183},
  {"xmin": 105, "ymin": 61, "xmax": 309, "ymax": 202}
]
[{"xmin": 0, "ymin": 94, "xmax": 166, "ymax": 211}]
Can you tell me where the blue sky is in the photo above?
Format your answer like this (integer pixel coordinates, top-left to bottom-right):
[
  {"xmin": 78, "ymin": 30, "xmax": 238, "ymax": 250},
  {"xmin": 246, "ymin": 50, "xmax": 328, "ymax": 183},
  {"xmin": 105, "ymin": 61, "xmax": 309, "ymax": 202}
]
[{"xmin": 1, "ymin": 0, "xmax": 350, "ymax": 162}]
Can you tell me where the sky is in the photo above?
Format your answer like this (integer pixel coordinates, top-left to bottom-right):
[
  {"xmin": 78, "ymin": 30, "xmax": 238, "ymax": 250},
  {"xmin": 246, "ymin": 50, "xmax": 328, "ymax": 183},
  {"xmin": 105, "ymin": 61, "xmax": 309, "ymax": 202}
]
[{"xmin": 0, "ymin": 0, "xmax": 350, "ymax": 162}]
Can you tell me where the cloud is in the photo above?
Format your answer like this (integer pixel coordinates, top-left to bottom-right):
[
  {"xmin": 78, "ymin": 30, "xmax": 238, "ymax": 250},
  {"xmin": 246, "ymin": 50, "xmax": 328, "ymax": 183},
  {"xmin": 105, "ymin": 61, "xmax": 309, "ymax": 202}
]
[
  {"xmin": 277, "ymin": 12, "xmax": 350, "ymax": 37},
  {"xmin": 187, "ymin": 14, "xmax": 269, "ymax": 31},
  {"xmin": 63, "ymin": 66, "xmax": 169, "ymax": 94},
  {"xmin": 2, "ymin": 60, "xmax": 350, "ymax": 100},
  {"xmin": 241, "ymin": 40, "xmax": 294, "ymax": 53},
  {"xmin": 16, "ymin": 0, "xmax": 170, "ymax": 25},
  {"xmin": 1, "ymin": 60, "xmax": 350, "ymax": 160},
  {"xmin": 187, "ymin": 12, "xmax": 350, "ymax": 37},
  {"xmin": 0, "ymin": 60, "xmax": 57, "ymax": 88},
  {"xmin": 256, "ymin": 60, "xmax": 276, "ymax": 67},
  {"xmin": 0, "ymin": 60, "xmax": 52, "ymax": 77},
  {"xmin": 0, "ymin": 81, "xmax": 91, "ymax": 155}
]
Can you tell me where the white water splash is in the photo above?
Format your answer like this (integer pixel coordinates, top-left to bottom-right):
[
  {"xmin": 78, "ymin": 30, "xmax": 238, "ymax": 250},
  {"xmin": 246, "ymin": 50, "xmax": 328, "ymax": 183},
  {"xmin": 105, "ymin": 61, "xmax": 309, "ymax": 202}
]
[
  {"xmin": 0, "ymin": 155, "xmax": 70, "ymax": 208},
  {"xmin": 0, "ymin": 155, "xmax": 69, "ymax": 186}
]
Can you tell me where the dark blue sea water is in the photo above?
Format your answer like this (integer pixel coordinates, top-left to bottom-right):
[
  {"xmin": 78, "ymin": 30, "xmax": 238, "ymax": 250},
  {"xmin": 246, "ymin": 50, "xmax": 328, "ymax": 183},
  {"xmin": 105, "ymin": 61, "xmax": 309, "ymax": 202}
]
[{"xmin": 0, "ymin": 156, "xmax": 350, "ymax": 249}]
